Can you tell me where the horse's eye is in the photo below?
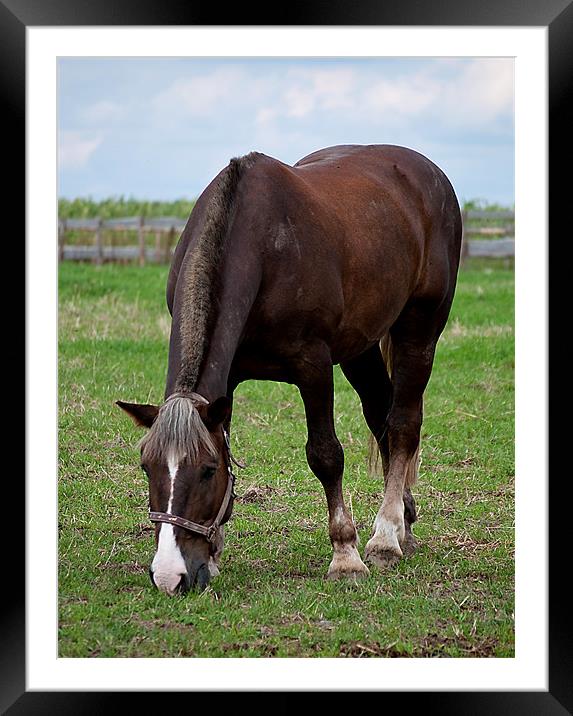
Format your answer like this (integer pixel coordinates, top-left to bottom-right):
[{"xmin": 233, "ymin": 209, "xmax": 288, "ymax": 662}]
[{"xmin": 200, "ymin": 465, "xmax": 216, "ymax": 480}]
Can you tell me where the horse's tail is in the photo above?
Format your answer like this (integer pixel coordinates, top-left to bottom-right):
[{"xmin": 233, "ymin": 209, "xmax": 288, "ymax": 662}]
[
  {"xmin": 367, "ymin": 333, "xmax": 392, "ymax": 477},
  {"xmin": 367, "ymin": 333, "xmax": 420, "ymax": 486},
  {"xmin": 379, "ymin": 331, "xmax": 393, "ymax": 375}
]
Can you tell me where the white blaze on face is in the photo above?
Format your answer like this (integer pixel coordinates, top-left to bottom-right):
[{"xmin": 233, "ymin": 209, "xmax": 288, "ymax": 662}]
[{"xmin": 150, "ymin": 452, "xmax": 187, "ymax": 595}]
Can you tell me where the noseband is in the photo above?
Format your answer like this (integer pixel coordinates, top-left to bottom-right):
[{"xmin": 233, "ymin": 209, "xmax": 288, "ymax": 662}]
[{"xmin": 149, "ymin": 426, "xmax": 239, "ymax": 543}]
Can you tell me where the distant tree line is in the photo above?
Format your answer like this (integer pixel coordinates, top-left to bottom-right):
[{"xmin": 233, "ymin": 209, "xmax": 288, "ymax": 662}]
[
  {"xmin": 58, "ymin": 196, "xmax": 196, "ymax": 220},
  {"xmin": 58, "ymin": 196, "xmax": 513, "ymax": 220}
]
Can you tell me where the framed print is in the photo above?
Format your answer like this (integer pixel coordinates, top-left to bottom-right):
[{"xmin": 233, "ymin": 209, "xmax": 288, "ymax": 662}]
[{"xmin": 9, "ymin": 0, "xmax": 569, "ymax": 711}]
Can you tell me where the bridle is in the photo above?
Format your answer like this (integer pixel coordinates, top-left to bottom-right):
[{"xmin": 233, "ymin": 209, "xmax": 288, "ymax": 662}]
[{"xmin": 149, "ymin": 425, "xmax": 242, "ymax": 544}]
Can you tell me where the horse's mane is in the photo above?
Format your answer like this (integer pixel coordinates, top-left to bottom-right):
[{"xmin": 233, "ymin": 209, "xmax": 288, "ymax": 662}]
[
  {"xmin": 174, "ymin": 151, "xmax": 261, "ymax": 395},
  {"xmin": 140, "ymin": 393, "xmax": 216, "ymax": 463}
]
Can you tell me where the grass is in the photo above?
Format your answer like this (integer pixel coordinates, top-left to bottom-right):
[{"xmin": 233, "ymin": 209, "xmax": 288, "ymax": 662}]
[{"xmin": 58, "ymin": 257, "xmax": 514, "ymax": 658}]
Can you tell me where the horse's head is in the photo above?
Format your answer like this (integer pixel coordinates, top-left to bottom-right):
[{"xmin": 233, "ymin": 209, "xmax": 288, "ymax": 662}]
[{"xmin": 116, "ymin": 393, "xmax": 233, "ymax": 595}]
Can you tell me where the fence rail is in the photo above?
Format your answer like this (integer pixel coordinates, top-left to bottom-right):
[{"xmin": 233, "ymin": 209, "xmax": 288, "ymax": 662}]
[
  {"xmin": 58, "ymin": 209, "xmax": 515, "ymax": 264},
  {"xmin": 58, "ymin": 215, "xmax": 184, "ymax": 266},
  {"xmin": 461, "ymin": 209, "xmax": 514, "ymax": 261},
  {"xmin": 62, "ymin": 216, "xmax": 188, "ymax": 232}
]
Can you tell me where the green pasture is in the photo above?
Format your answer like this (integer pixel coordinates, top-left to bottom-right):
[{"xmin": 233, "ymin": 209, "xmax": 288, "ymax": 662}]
[{"xmin": 58, "ymin": 257, "xmax": 514, "ymax": 658}]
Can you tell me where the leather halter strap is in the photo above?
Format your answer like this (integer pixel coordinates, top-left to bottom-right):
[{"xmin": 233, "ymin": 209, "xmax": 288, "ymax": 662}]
[{"xmin": 149, "ymin": 426, "xmax": 238, "ymax": 543}]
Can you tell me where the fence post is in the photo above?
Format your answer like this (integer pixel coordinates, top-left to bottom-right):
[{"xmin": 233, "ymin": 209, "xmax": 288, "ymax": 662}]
[
  {"xmin": 155, "ymin": 230, "xmax": 162, "ymax": 263},
  {"xmin": 138, "ymin": 216, "xmax": 146, "ymax": 266},
  {"xmin": 164, "ymin": 226, "xmax": 175, "ymax": 264},
  {"xmin": 58, "ymin": 219, "xmax": 66, "ymax": 262},
  {"xmin": 109, "ymin": 224, "xmax": 116, "ymax": 262},
  {"xmin": 94, "ymin": 219, "xmax": 103, "ymax": 265}
]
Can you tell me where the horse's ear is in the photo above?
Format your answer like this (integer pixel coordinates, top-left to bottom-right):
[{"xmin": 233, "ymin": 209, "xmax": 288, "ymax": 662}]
[
  {"xmin": 204, "ymin": 396, "xmax": 232, "ymax": 430},
  {"xmin": 116, "ymin": 401, "xmax": 159, "ymax": 428}
]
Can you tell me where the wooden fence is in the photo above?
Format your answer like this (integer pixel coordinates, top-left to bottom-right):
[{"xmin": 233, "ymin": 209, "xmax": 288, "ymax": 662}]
[
  {"xmin": 58, "ymin": 209, "xmax": 515, "ymax": 264},
  {"xmin": 58, "ymin": 216, "xmax": 185, "ymax": 266},
  {"xmin": 460, "ymin": 209, "xmax": 515, "ymax": 261}
]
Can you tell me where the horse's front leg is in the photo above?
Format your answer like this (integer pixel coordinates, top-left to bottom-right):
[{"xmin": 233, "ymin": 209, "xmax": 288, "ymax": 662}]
[{"xmin": 294, "ymin": 349, "xmax": 369, "ymax": 580}]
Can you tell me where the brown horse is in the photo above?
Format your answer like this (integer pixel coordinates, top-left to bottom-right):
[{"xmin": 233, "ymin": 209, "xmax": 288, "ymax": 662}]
[{"xmin": 118, "ymin": 144, "xmax": 462, "ymax": 595}]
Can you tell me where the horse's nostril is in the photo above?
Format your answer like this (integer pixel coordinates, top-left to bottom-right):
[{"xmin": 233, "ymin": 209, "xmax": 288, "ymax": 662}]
[
  {"xmin": 182, "ymin": 560, "xmax": 210, "ymax": 592},
  {"xmin": 176, "ymin": 573, "xmax": 188, "ymax": 594},
  {"xmin": 195, "ymin": 563, "xmax": 210, "ymax": 592}
]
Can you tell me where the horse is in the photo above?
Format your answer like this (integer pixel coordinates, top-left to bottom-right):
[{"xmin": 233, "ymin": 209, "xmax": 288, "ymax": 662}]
[{"xmin": 117, "ymin": 144, "xmax": 462, "ymax": 595}]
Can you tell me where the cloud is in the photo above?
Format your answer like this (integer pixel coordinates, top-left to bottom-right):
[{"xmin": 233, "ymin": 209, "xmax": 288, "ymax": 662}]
[
  {"xmin": 58, "ymin": 131, "xmax": 103, "ymax": 169},
  {"xmin": 365, "ymin": 75, "xmax": 438, "ymax": 115},
  {"xmin": 284, "ymin": 85, "xmax": 316, "ymax": 118},
  {"xmin": 283, "ymin": 68, "xmax": 356, "ymax": 117},
  {"xmin": 452, "ymin": 59, "xmax": 513, "ymax": 123},
  {"xmin": 366, "ymin": 60, "xmax": 513, "ymax": 128},
  {"xmin": 147, "ymin": 60, "xmax": 512, "ymax": 144},
  {"xmin": 151, "ymin": 68, "xmax": 247, "ymax": 117},
  {"xmin": 255, "ymin": 107, "xmax": 278, "ymax": 125},
  {"xmin": 81, "ymin": 100, "xmax": 124, "ymax": 124},
  {"xmin": 259, "ymin": 60, "xmax": 513, "ymax": 134}
]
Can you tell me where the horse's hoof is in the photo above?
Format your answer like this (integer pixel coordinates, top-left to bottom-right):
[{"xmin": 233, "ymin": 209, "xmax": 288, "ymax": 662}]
[
  {"xmin": 401, "ymin": 532, "xmax": 418, "ymax": 557},
  {"xmin": 364, "ymin": 538, "xmax": 402, "ymax": 570},
  {"xmin": 365, "ymin": 549, "xmax": 401, "ymax": 570},
  {"xmin": 327, "ymin": 550, "xmax": 370, "ymax": 580}
]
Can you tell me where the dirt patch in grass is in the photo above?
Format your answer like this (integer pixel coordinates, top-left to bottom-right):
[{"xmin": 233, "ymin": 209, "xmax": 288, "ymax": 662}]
[
  {"xmin": 237, "ymin": 484, "xmax": 276, "ymax": 503},
  {"xmin": 416, "ymin": 632, "xmax": 499, "ymax": 657},
  {"xmin": 427, "ymin": 532, "xmax": 507, "ymax": 556},
  {"xmin": 132, "ymin": 523, "xmax": 155, "ymax": 537},
  {"xmin": 339, "ymin": 633, "xmax": 499, "ymax": 658},
  {"xmin": 340, "ymin": 641, "xmax": 409, "ymax": 658},
  {"xmin": 97, "ymin": 560, "xmax": 147, "ymax": 574},
  {"xmin": 221, "ymin": 639, "xmax": 279, "ymax": 656}
]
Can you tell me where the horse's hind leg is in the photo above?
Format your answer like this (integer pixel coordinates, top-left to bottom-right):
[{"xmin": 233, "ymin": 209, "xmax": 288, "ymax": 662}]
[
  {"xmin": 363, "ymin": 301, "xmax": 448, "ymax": 569},
  {"xmin": 294, "ymin": 345, "xmax": 369, "ymax": 580},
  {"xmin": 341, "ymin": 344, "xmax": 419, "ymax": 557}
]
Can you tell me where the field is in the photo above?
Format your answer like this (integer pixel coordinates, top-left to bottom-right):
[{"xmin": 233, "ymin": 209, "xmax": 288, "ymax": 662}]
[{"xmin": 58, "ymin": 257, "xmax": 514, "ymax": 658}]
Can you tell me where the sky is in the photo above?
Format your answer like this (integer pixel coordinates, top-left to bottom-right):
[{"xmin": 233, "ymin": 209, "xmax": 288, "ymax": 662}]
[{"xmin": 58, "ymin": 57, "xmax": 514, "ymax": 206}]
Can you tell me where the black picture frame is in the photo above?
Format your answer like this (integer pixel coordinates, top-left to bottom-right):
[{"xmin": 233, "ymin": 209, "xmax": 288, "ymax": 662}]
[{"xmin": 9, "ymin": 0, "xmax": 569, "ymax": 712}]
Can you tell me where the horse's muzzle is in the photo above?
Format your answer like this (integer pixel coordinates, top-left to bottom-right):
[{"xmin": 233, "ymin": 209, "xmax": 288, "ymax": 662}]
[{"xmin": 149, "ymin": 561, "xmax": 210, "ymax": 595}]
